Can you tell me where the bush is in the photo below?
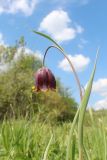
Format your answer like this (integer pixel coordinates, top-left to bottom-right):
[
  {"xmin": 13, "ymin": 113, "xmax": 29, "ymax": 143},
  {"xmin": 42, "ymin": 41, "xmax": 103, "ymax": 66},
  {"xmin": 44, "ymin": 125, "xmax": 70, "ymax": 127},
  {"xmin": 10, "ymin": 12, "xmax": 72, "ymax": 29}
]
[{"xmin": 0, "ymin": 44, "xmax": 77, "ymax": 123}]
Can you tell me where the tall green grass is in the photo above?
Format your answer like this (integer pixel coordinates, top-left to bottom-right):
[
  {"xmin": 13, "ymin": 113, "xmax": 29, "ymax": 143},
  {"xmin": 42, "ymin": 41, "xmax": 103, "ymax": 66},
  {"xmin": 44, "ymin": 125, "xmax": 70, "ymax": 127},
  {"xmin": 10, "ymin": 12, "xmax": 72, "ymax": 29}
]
[
  {"xmin": 0, "ymin": 111, "xmax": 107, "ymax": 160},
  {"xmin": 33, "ymin": 31, "xmax": 101, "ymax": 160}
]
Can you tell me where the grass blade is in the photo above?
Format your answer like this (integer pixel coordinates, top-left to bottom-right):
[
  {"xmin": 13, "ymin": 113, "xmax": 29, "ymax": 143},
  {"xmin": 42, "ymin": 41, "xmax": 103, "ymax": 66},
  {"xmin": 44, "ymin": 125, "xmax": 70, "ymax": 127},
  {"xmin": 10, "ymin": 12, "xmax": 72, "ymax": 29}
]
[
  {"xmin": 78, "ymin": 49, "xmax": 99, "ymax": 160},
  {"xmin": 83, "ymin": 144, "xmax": 91, "ymax": 160},
  {"xmin": 42, "ymin": 134, "xmax": 53, "ymax": 160},
  {"xmin": 66, "ymin": 108, "xmax": 79, "ymax": 160},
  {"xmin": 33, "ymin": 31, "xmax": 64, "ymax": 51},
  {"xmin": 71, "ymin": 135, "xmax": 76, "ymax": 160}
]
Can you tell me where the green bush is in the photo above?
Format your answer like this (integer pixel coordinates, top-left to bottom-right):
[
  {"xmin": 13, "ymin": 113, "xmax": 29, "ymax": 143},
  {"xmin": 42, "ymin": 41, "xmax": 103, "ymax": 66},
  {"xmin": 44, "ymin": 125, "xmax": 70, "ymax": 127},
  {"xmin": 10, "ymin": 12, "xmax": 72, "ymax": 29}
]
[{"xmin": 0, "ymin": 44, "xmax": 77, "ymax": 123}]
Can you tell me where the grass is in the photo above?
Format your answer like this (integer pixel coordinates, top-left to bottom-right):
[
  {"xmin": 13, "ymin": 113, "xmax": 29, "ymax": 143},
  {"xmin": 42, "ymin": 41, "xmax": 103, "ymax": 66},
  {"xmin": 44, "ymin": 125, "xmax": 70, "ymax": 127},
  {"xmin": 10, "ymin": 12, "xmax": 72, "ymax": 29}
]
[
  {"xmin": 33, "ymin": 31, "xmax": 99, "ymax": 160},
  {"xmin": 0, "ymin": 110, "xmax": 107, "ymax": 160}
]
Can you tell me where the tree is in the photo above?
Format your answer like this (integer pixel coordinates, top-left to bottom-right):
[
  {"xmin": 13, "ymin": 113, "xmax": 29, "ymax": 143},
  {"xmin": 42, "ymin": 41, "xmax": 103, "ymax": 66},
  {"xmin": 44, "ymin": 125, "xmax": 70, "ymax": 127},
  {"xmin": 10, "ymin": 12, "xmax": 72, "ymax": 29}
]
[{"xmin": 0, "ymin": 41, "xmax": 77, "ymax": 123}]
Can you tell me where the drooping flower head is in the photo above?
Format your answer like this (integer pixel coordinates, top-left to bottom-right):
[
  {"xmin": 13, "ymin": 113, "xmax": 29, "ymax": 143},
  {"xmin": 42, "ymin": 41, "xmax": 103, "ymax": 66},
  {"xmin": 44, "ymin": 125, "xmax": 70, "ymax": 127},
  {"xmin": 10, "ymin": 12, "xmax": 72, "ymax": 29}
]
[{"xmin": 34, "ymin": 67, "xmax": 56, "ymax": 92}]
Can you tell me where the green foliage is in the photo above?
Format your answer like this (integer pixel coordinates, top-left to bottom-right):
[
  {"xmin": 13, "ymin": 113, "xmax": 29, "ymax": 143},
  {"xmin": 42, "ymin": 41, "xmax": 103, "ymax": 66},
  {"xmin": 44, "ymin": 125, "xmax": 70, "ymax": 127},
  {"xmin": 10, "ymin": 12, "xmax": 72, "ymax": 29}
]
[
  {"xmin": 0, "ymin": 43, "xmax": 77, "ymax": 122},
  {"xmin": 33, "ymin": 31, "xmax": 100, "ymax": 160},
  {"xmin": 0, "ymin": 111, "xmax": 107, "ymax": 160},
  {"xmin": 33, "ymin": 91, "xmax": 77, "ymax": 124},
  {"xmin": 0, "ymin": 54, "xmax": 41, "ymax": 118},
  {"xmin": 77, "ymin": 52, "xmax": 98, "ymax": 160},
  {"xmin": 33, "ymin": 31, "xmax": 64, "ymax": 51}
]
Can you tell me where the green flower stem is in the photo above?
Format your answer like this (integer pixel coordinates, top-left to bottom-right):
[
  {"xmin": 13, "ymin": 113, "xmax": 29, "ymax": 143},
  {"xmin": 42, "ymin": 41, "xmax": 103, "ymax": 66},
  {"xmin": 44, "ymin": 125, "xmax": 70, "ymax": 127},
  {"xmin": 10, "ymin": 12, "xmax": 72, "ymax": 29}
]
[
  {"xmin": 43, "ymin": 45, "xmax": 83, "ymax": 101},
  {"xmin": 43, "ymin": 45, "xmax": 83, "ymax": 160}
]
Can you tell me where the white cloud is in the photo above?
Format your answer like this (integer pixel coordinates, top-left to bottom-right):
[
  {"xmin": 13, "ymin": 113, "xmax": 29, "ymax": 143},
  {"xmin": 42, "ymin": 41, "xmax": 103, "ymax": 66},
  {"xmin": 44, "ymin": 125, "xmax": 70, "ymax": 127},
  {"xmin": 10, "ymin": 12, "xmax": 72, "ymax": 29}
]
[
  {"xmin": 70, "ymin": 0, "xmax": 89, "ymax": 5},
  {"xmin": 52, "ymin": 0, "xmax": 90, "ymax": 6},
  {"xmin": 0, "ymin": 0, "xmax": 38, "ymax": 16},
  {"xmin": 78, "ymin": 38, "xmax": 88, "ymax": 49},
  {"xmin": 80, "ymin": 38, "xmax": 88, "ymax": 44},
  {"xmin": 0, "ymin": 33, "xmax": 5, "ymax": 45},
  {"xmin": 0, "ymin": 33, "xmax": 9, "ymax": 72},
  {"xmin": 13, "ymin": 47, "xmax": 43, "ymax": 61},
  {"xmin": 58, "ymin": 54, "xmax": 90, "ymax": 72},
  {"xmin": 76, "ymin": 25, "xmax": 84, "ymax": 33},
  {"xmin": 39, "ymin": 9, "xmax": 84, "ymax": 42},
  {"xmin": 78, "ymin": 44, "xmax": 84, "ymax": 49},
  {"xmin": 92, "ymin": 78, "xmax": 107, "ymax": 97},
  {"xmin": 91, "ymin": 78, "xmax": 107, "ymax": 110},
  {"xmin": 0, "ymin": 46, "xmax": 42, "ymax": 72},
  {"xmin": 0, "ymin": 63, "xmax": 9, "ymax": 72},
  {"xmin": 94, "ymin": 98, "xmax": 107, "ymax": 110},
  {"xmin": 25, "ymin": 48, "xmax": 43, "ymax": 60},
  {"xmin": 80, "ymin": 0, "xmax": 89, "ymax": 5}
]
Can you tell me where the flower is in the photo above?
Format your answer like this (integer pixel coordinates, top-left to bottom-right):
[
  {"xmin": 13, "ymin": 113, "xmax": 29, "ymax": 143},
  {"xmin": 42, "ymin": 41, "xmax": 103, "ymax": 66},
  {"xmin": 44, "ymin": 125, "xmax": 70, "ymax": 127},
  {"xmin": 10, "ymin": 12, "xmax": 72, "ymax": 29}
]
[
  {"xmin": 34, "ymin": 67, "xmax": 56, "ymax": 92},
  {"xmin": 32, "ymin": 86, "xmax": 36, "ymax": 92}
]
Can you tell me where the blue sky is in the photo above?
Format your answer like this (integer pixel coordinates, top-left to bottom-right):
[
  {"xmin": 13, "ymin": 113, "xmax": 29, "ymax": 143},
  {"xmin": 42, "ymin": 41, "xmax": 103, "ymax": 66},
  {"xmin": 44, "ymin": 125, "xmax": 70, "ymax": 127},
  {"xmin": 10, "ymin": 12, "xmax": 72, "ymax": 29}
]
[{"xmin": 0, "ymin": 0, "xmax": 107, "ymax": 110}]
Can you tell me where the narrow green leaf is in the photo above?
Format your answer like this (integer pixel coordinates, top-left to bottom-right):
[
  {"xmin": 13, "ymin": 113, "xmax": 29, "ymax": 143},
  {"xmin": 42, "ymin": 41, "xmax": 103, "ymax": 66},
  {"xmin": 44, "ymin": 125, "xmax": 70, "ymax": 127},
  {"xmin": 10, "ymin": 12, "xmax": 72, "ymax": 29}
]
[
  {"xmin": 83, "ymin": 144, "xmax": 91, "ymax": 160},
  {"xmin": 66, "ymin": 108, "xmax": 79, "ymax": 160},
  {"xmin": 102, "ymin": 122, "xmax": 107, "ymax": 160},
  {"xmin": 42, "ymin": 134, "xmax": 53, "ymax": 160},
  {"xmin": 71, "ymin": 135, "xmax": 76, "ymax": 160},
  {"xmin": 33, "ymin": 31, "xmax": 64, "ymax": 51},
  {"xmin": 78, "ymin": 49, "xmax": 99, "ymax": 160}
]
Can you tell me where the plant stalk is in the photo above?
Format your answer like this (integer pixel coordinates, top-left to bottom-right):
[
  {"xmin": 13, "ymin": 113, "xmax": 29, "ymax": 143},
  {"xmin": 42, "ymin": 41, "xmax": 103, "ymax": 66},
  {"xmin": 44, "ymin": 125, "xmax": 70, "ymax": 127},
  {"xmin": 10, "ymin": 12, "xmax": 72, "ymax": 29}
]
[{"xmin": 43, "ymin": 45, "xmax": 83, "ymax": 101}]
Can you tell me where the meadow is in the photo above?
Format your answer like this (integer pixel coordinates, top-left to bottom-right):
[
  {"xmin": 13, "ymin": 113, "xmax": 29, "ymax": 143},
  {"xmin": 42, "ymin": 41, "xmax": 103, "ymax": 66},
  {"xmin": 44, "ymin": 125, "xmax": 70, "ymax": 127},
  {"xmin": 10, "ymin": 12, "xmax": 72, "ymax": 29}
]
[
  {"xmin": 0, "ymin": 110, "xmax": 107, "ymax": 160},
  {"xmin": 0, "ymin": 36, "xmax": 107, "ymax": 160}
]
